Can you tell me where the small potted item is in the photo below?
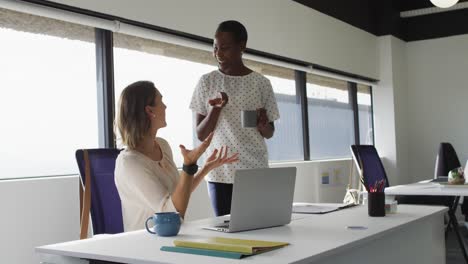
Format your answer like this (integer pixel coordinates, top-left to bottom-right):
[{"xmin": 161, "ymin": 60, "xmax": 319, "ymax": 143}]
[{"xmin": 448, "ymin": 167, "xmax": 465, "ymax": 185}]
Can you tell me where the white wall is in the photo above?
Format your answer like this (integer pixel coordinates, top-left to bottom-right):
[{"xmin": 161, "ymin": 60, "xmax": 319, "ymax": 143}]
[
  {"xmin": 374, "ymin": 36, "xmax": 399, "ymax": 184},
  {"xmin": 391, "ymin": 37, "xmax": 410, "ymax": 185},
  {"xmin": 375, "ymin": 34, "xmax": 468, "ymax": 184},
  {"xmin": 46, "ymin": 0, "xmax": 379, "ymax": 79},
  {"xmin": 373, "ymin": 36, "xmax": 410, "ymax": 186},
  {"xmin": 2, "ymin": 161, "xmax": 351, "ymax": 264},
  {"xmin": 406, "ymin": 34, "xmax": 468, "ymax": 181},
  {"xmin": 0, "ymin": 176, "xmax": 79, "ymax": 264}
]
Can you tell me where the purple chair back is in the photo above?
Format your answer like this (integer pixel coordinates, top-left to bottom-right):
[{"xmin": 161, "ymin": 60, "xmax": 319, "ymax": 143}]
[
  {"xmin": 351, "ymin": 145, "xmax": 390, "ymax": 191},
  {"xmin": 75, "ymin": 149, "xmax": 123, "ymax": 235}
]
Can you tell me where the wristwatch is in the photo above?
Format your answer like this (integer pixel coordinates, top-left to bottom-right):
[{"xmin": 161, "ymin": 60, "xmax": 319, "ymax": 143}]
[{"xmin": 182, "ymin": 163, "xmax": 199, "ymax": 175}]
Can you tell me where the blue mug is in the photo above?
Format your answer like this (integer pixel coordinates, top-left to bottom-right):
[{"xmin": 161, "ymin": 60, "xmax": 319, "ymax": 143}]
[{"xmin": 145, "ymin": 212, "xmax": 181, "ymax": 237}]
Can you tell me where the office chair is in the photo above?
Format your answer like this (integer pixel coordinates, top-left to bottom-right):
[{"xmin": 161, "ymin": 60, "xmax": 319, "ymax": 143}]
[
  {"xmin": 350, "ymin": 145, "xmax": 390, "ymax": 191},
  {"xmin": 76, "ymin": 149, "xmax": 123, "ymax": 239},
  {"xmin": 435, "ymin": 142, "xmax": 461, "ymax": 178}
]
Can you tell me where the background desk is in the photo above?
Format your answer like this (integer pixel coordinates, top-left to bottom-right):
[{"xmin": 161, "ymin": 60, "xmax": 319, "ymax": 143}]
[
  {"xmin": 386, "ymin": 182, "xmax": 468, "ymax": 263},
  {"xmin": 37, "ymin": 205, "xmax": 446, "ymax": 264},
  {"xmin": 385, "ymin": 182, "xmax": 468, "ymax": 196}
]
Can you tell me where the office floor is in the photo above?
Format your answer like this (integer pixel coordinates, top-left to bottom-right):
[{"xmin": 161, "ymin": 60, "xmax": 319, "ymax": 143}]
[{"xmin": 447, "ymin": 225, "xmax": 468, "ymax": 264}]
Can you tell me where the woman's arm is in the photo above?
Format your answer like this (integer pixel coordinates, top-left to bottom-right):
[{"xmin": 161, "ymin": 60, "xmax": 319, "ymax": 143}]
[
  {"xmin": 172, "ymin": 136, "xmax": 239, "ymax": 217},
  {"xmin": 196, "ymin": 111, "xmax": 221, "ymax": 141},
  {"xmin": 171, "ymin": 171, "xmax": 194, "ymax": 218},
  {"xmin": 171, "ymin": 133, "xmax": 214, "ymax": 218},
  {"xmin": 196, "ymin": 92, "xmax": 228, "ymax": 141}
]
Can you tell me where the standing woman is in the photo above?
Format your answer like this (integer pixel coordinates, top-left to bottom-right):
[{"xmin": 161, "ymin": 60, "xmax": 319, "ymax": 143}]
[
  {"xmin": 189, "ymin": 21, "xmax": 280, "ymax": 216},
  {"xmin": 115, "ymin": 81, "xmax": 238, "ymax": 232}
]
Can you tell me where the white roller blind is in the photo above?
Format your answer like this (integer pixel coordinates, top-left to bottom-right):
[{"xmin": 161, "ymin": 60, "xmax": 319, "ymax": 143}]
[
  {"xmin": 0, "ymin": 0, "xmax": 376, "ymax": 84},
  {"xmin": 0, "ymin": 0, "xmax": 310, "ymax": 72},
  {"xmin": 0, "ymin": 0, "xmax": 116, "ymax": 30}
]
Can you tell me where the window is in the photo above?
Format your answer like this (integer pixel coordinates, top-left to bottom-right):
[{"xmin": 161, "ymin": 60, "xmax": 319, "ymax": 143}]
[
  {"xmin": 244, "ymin": 60, "xmax": 304, "ymax": 161},
  {"xmin": 0, "ymin": 9, "xmax": 98, "ymax": 179},
  {"xmin": 357, "ymin": 84, "xmax": 374, "ymax": 145},
  {"xmin": 113, "ymin": 33, "xmax": 217, "ymax": 166},
  {"xmin": 306, "ymin": 74, "xmax": 355, "ymax": 159}
]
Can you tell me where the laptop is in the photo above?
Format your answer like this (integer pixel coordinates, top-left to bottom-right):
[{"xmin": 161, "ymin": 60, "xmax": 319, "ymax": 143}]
[{"xmin": 204, "ymin": 167, "xmax": 296, "ymax": 233}]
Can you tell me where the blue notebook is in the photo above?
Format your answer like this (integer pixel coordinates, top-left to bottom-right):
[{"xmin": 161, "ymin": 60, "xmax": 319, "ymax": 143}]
[{"xmin": 161, "ymin": 246, "xmax": 243, "ymax": 259}]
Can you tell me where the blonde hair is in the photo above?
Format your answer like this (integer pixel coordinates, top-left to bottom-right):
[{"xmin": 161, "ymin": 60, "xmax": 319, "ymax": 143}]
[{"xmin": 116, "ymin": 81, "xmax": 159, "ymax": 149}]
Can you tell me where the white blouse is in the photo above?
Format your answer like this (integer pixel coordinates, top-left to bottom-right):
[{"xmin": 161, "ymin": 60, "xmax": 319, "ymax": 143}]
[
  {"xmin": 115, "ymin": 137, "xmax": 179, "ymax": 232},
  {"xmin": 189, "ymin": 70, "xmax": 280, "ymax": 183}
]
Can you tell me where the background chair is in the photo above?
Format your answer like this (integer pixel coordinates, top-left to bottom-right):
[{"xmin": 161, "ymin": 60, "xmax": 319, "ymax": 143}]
[
  {"xmin": 75, "ymin": 149, "xmax": 123, "ymax": 239},
  {"xmin": 434, "ymin": 142, "xmax": 461, "ymax": 179}
]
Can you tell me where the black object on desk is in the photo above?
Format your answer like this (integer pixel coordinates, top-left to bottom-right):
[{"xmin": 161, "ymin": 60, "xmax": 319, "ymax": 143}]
[{"xmin": 368, "ymin": 192, "xmax": 385, "ymax": 217}]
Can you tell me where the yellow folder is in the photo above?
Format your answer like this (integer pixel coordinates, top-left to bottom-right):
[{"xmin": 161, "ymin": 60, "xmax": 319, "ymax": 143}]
[{"xmin": 173, "ymin": 237, "xmax": 289, "ymax": 255}]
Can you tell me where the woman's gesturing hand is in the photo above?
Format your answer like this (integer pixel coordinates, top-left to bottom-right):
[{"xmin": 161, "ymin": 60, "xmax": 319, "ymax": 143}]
[
  {"xmin": 203, "ymin": 146, "xmax": 239, "ymax": 171},
  {"xmin": 179, "ymin": 132, "xmax": 214, "ymax": 165},
  {"xmin": 208, "ymin": 92, "xmax": 228, "ymax": 108}
]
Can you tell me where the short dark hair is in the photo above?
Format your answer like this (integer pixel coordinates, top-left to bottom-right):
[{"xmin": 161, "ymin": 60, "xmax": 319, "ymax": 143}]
[{"xmin": 216, "ymin": 20, "xmax": 248, "ymax": 43}]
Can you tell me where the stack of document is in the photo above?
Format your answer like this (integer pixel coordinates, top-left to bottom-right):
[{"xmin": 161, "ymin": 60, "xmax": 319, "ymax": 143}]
[{"xmin": 161, "ymin": 237, "xmax": 289, "ymax": 259}]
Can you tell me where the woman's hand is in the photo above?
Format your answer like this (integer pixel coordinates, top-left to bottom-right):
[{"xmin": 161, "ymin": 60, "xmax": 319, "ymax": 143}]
[
  {"xmin": 179, "ymin": 132, "xmax": 214, "ymax": 165},
  {"xmin": 208, "ymin": 92, "xmax": 228, "ymax": 108},
  {"xmin": 203, "ymin": 146, "xmax": 239, "ymax": 171}
]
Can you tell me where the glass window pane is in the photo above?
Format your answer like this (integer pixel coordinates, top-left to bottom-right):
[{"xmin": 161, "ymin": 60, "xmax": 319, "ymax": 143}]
[
  {"xmin": 113, "ymin": 33, "xmax": 217, "ymax": 167},
  {"xmin": 265, "ymin": 74, "xmax": 304, "ymax": 162},
  {"xmin": 243, "ymin": 60, "xmax": 304, "ymax": 162},
  {"xmin": 306, "ymin": 74, "xmax": 354, "ymax": 160},
  {"xmin": 0, "ymin": 9, "xmax": 98, "ymax": 179},
  {"xmin": 357, "ymin": 84, "xmax": 374, "ymax": 145}
]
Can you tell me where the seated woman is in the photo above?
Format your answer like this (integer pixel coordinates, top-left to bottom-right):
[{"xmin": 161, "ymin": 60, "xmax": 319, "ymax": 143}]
[{"xmin": 115, "ymin": 80, "xmax": 238, "ymax": 232}]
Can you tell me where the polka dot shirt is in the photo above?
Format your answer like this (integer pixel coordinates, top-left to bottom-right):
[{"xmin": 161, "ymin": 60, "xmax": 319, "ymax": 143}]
[{"xmin": 189, "ymin": 70, "xmax": 280, "ymax": 184}]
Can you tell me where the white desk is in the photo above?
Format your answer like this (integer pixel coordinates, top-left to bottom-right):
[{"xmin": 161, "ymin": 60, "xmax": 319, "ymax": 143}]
[
  {"xmin": 386, "ymin": 182, "xmax": 468, "ymax": 263},
  {"xmin": 385, "ymin": 182, "xmax": 468, "ymax": 196},
  {"xmin": 37, "ymin": 205, "xmax": 446, "ymax": 264}
]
